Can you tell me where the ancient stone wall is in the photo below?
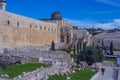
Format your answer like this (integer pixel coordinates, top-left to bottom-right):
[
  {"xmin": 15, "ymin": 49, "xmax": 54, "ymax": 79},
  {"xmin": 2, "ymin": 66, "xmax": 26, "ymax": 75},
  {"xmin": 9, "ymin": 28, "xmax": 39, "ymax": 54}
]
[
  {"xmin": 0, "ymin": 10, "xmax": 58, "ymax": 50},
  {"xmin": 93, "ymin": 32, "xmax": 120, "ymax": 50}
]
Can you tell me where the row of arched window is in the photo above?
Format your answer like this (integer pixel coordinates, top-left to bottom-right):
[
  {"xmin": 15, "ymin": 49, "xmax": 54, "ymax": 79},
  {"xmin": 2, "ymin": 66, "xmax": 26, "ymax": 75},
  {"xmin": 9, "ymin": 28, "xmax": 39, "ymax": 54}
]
[{"xmin": 7, "ymin": 20, "xmax": 56, "ymax": 32}]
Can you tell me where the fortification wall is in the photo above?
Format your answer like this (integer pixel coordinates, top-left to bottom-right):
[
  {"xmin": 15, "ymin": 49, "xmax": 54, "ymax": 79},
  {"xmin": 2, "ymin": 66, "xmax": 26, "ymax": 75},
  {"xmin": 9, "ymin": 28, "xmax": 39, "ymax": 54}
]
[
  {"xmin": 93, "ymin": 32, "xmax": 120, "ymax": 50},
  {"xmin": 0, "ymin": 10, "xmax": 58, "ymax": 50}
]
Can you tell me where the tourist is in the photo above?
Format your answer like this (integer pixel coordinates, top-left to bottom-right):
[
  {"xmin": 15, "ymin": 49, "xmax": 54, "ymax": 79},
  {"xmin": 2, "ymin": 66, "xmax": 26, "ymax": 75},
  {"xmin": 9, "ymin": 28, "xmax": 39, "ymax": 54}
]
[{"xmin": 101, "ymin": 68, "xmax": 105, "ymax": 75}]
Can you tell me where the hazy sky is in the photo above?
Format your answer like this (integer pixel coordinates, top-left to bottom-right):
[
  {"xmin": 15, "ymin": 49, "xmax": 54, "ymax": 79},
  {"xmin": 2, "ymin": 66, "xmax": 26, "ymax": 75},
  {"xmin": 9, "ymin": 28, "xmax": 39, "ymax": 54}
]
[{"xmin": 6, "ymin": 0, "xmax": 120, "ymax": 29}]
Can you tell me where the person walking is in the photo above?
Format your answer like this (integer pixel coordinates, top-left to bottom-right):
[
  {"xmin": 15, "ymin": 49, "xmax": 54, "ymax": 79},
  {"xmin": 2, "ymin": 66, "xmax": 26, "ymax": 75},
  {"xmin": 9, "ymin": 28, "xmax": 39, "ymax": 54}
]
[{"xmin": 101, "ymin": 68, "xmax": 105, "ymax": 75}]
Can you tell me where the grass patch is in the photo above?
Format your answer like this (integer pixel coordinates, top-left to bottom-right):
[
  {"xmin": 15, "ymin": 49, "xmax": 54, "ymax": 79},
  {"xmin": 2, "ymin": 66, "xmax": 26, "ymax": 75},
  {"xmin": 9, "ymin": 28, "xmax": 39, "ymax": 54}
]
[
  {"xmin": 105, "ymin": 57, "xmax": 116, "ymax": 61},
  {"xmin": 48, "ymin": 69, "xmax": 96, "ymax": 80},
  {"xmin": 3, "ymin": 63, "xmax": 48, "ymax": 78},
  {"xmin": 70, "ymin": 54, "xmax": 78, "ymax": 58}
]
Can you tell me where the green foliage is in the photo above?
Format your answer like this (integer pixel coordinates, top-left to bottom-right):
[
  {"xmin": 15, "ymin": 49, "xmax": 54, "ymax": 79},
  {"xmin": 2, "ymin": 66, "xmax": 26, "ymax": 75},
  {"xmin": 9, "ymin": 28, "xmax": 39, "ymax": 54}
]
[
  {"xmin": 77, "ymin": 43, "xmax": 80, "ymax": 54},
  {"xmin": 0, "ymin": 67, "xmax": 4, "ymax": 75},
  {"xmin": 3, "ymin": 63, "xmax": 48, "ymax": 78},
  {"xmin": 51, "ymin": 41, "xmax": 55, "ymax": 51},
  {"xmin": 70, "ymin": 54, "xmax": 78, "ymax": 58},
  {"xmin": 73, "ymin": 45, "xmax": 76, "ymax": 54},
  {"xmin": 0, "ymin": 63, "xmax": 7, "ymax": 69},
  {"xmin": 76, "ymin": 38, "xmax": 83, "ymax": 54},
  {"xmin": 102, "ymin": 41, "xmax": 104, "ymax": 46},
  {"xmin": 77, "ymin": 46, "xmax": 104, "ymax": 65},
  {"xmin": 105, "ymin": 57, "xmax": 116, "ymax": 61},
  {"xmin": 86, "ymin": 28, "xmax": 104, "ymax": 35},
  {"xmin": 48, "ymin": 69, "xmax": 96, "ymax": 80},
  {"xmin": 61, "ymin": 48, "xmax": 72, "ymax": 53},
  {"xmin": 110, "ymin": 41, "xmax": 113, "ymax": 55},
  {"xmin": 92, "ymin": 42, "xmax": 94, "ymax": 46},
  {"xmin": 79, "ymin": 41, "xmax": 82, "ymax": 52},
  {"xmin": 83, "ymin": 42, "xmax": 87, "ymax": 50}
]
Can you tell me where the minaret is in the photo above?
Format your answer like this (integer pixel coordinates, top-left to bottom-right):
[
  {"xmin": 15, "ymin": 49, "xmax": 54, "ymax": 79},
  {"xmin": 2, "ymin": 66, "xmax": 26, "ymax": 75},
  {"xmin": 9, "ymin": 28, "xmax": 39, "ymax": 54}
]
[{"xmin": 0, "ymin": 0, "xmax": 6, "ymax": 11}]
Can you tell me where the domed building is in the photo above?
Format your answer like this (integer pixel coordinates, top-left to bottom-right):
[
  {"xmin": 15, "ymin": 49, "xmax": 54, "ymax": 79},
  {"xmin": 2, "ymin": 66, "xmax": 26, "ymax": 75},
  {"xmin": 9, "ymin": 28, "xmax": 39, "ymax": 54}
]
[
  {"xmin": 41, "ymin": 11, "xmax": 73, "ymax": 45},
  {"xmin": 41, "ymin": 11, "xmax": 91, "ymax": 49},
  {"xmin": 51, "ymin": 11, "xmax": 63, "ymax": 20},
  {"xmin": 0, "ymin": 1, "xmax": 92, "ymax": 53}
]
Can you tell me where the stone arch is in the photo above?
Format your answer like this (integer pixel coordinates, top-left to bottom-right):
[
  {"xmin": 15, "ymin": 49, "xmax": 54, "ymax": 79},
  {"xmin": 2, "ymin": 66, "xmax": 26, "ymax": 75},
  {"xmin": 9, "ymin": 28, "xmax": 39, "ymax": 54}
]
[{"xmin": 60, "ymin": 26, "xmax": 73, "ymax": 44}]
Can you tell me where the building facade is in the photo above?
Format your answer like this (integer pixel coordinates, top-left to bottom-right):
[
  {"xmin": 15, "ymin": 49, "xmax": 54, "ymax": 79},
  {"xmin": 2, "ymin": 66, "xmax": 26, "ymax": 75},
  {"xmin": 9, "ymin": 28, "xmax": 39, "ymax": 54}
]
[{"xmin": 0, "ymin": 0, "xmax": 91, "ymax": 51}]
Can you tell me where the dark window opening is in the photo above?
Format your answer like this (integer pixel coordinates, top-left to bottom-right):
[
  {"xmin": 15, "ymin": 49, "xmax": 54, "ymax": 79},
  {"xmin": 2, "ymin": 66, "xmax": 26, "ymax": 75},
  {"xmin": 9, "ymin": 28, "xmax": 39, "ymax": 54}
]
[
  {"xmin": 17, "ymin": 22, "xmax": 19, "ymax": 26},
  {"xmin": 30, "ymin": 24, "xmax": 32, "ymax": 28},
  {"xmin": 44, "ymin": 27, "xmax": 46, "ymax": 30},
  {"xmin": 40, "ymin": 27, "xmax": 42, "ymax": 30},
  {"xmin": 7, "ymin": 20, "xmax": 10, "ymax": 25},
  {"xmin": 48, "ymin": 28, "xmax": 50, "ymax": 31}
]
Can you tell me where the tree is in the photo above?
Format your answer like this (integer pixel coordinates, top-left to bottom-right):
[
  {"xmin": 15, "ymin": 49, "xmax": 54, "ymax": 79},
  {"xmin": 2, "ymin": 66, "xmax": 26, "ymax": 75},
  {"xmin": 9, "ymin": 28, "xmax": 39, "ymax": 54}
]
[
  {"xmin": 79, "ymin": 41, "xmax": 82, "ymax": 52},
  {"xmin": 77, "ymin": 42, "xmax": 80, "ymax": 54},
  {"xmin": 73, "ymin": 45, "xmax": 76, "ymax": 54},
  {"xmin": 50, "ymin": 41, "xmax": 55, "ymax": 51},
  {"xmin": 78, "ymin": 38, "xmax": 82, "ymax": 52},
  {"xmin": 110, "ymin": 41, "xmax": 113, "ymax": 55},
  {"xmin": 92, "ymin": 42, "xmax": 94, "ymax": 46},
  {"xmin": 77, "ymin": 46, "xmax": 104, "ymax": 65},
  {"xmin": 102, "ymin": 41, "xmax": 104, "ymax": 47},
  {"xmin": 83, "ymin": 42, "xmax": 87, "ymax": 50},
  {"xmin": 96, "ymin": 44, "xmax": 99, "ymax": 49}
]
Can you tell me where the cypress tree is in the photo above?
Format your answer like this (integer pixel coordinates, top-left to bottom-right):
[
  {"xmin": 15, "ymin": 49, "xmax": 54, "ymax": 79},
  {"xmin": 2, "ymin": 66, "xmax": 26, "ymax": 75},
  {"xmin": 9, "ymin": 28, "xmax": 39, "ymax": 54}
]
[
  {"xmin": 73, "ymin": 45, "xmax": 76, "ymax": 54},
  {"xmin": 51, "ymin": 41, "xmax": 55, "ymax": 51},
  {"xmin": 83, "ymin": 42, "xmax": 87, "ymax": 50},
  {"xmin": 77, "ymin": 42, "xmax": 80, "ymax": 54},
  {"xmin": 110, "ymin": 41, "xmax": 113, "ymax": 55},
  {"xmin": 102, "ymin": 41, "xmax": 104, "ymax": 47},
  {"xmin": 79, "ymin": 41, "xmax": 82, "ymax": 52},
  {"xmin": 96, "ymin": 44, "xmax": 99, "ymax": 49},
  {"xmin": 92, "ymin": 42, "xmax": 94, "ymax": 46}
]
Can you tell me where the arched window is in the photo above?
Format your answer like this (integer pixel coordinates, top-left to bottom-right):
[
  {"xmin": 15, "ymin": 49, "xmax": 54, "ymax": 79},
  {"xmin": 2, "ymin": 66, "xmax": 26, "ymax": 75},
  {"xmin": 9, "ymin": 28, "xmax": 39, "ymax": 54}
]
[
  {"xmin": 7, "ymin": 20, "xmax": 10, "ymax": 25},
  {"xmin": 52, "ymin": 28, "xmax": 54, "ymax": 32},
  {"xmin": 30, "ymin": 24, "xmax": 32, "ymax": 28},
  {"xmin": 40, "ymin": 26, "xmax": 42, "ymax": 30},
  {"xmin": 44, "ymin": 27, "xmax": 46, "ymax": 30},
  {"xmin": 17, "ymin": 22, "xmax": 19, "ymax": 27}
]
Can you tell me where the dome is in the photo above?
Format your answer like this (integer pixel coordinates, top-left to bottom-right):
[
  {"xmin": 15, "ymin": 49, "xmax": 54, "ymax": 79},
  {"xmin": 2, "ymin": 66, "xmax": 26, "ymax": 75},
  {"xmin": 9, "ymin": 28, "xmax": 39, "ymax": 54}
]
[{"xmin": 51, "ymin": 11, "xmax": 62, "ymax": 20}]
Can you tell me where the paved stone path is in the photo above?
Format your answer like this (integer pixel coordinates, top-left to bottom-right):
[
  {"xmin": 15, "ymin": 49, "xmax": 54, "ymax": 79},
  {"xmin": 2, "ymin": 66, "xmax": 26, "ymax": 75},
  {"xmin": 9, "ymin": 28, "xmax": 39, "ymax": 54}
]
[
  {"xmin": 98, "ymin": 67, "xmax": 115, "ymax": 80},
  {"xmin": 0, "ymin": 77, "xmax": 9, "ymax": 80}
]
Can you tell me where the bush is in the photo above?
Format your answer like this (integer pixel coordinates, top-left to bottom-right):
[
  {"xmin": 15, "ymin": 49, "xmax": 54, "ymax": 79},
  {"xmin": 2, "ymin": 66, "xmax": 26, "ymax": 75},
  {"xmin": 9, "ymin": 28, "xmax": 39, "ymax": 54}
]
[
  {"xmin": 0, "ymin": 63, "xmax": 7, "ymax": 69},
  {"xmin": 50, "ymin": 41, "xmax": 55, "ymax": 51},
  {"xmin": 77, "ymin": 46, "xmax": 104, "ymax": 65},
  {"xmin": 61, "ymin": 48, "xmax": 73, "ymax": 53},
  {"xmin": 0, "ymin": 67, "xmax": 4, "ymax": 74}
]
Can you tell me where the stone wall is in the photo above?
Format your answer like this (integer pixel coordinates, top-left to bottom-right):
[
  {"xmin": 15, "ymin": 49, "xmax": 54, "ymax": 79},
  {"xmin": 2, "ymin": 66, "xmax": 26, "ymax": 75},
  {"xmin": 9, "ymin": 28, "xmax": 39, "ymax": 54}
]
[
  {"xmin": 93, "ymin": 32, "xmax": 120, "ymax": 50},
  {"xmin": 0, "ymin": 10, "xmax": 58, "ymax": 50},
  {"xmin": 42, "ymin": 20, "xmax": 73, "ymax": 43}
]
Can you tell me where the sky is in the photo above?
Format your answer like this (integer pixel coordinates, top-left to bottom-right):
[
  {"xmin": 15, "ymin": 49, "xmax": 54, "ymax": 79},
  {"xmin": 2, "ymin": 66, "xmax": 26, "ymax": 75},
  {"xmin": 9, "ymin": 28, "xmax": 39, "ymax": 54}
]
[{"xmin": 6, "ymin": 0, "xmax": 120, "ymax": 29}]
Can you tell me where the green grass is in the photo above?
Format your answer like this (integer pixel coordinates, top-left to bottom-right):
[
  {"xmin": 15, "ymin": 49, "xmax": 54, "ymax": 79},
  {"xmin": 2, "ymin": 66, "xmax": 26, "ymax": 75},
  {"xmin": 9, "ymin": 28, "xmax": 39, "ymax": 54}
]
[
  {"xmin": 3, "ymin": 63, "xmax": 48, "ymax": 78},
  {"xmin": 48, "ymin": 69, "xmax": 96, "ymax": 80},
  {"xmin": 70, "ymin": 54, "xmax": 78, "ymax": 58}
]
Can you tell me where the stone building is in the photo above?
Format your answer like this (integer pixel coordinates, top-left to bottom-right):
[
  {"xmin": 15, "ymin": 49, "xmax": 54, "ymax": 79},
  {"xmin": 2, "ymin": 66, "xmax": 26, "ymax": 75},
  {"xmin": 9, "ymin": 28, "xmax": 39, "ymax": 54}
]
[
  {"xmin": 41, "ymin": 11, "xmax": 74, "ymax": 48},
  {"xmin": 0, "ymin": 0, "xmax": 91, "ymax": 51}
]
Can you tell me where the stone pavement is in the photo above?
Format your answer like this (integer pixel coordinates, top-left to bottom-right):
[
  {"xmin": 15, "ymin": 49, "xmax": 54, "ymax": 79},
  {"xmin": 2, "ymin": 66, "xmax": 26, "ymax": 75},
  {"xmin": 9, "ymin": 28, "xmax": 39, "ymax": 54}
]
[{"xmin": 98, "ymin": 67, "xmax": 115, "ymax": 80}]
